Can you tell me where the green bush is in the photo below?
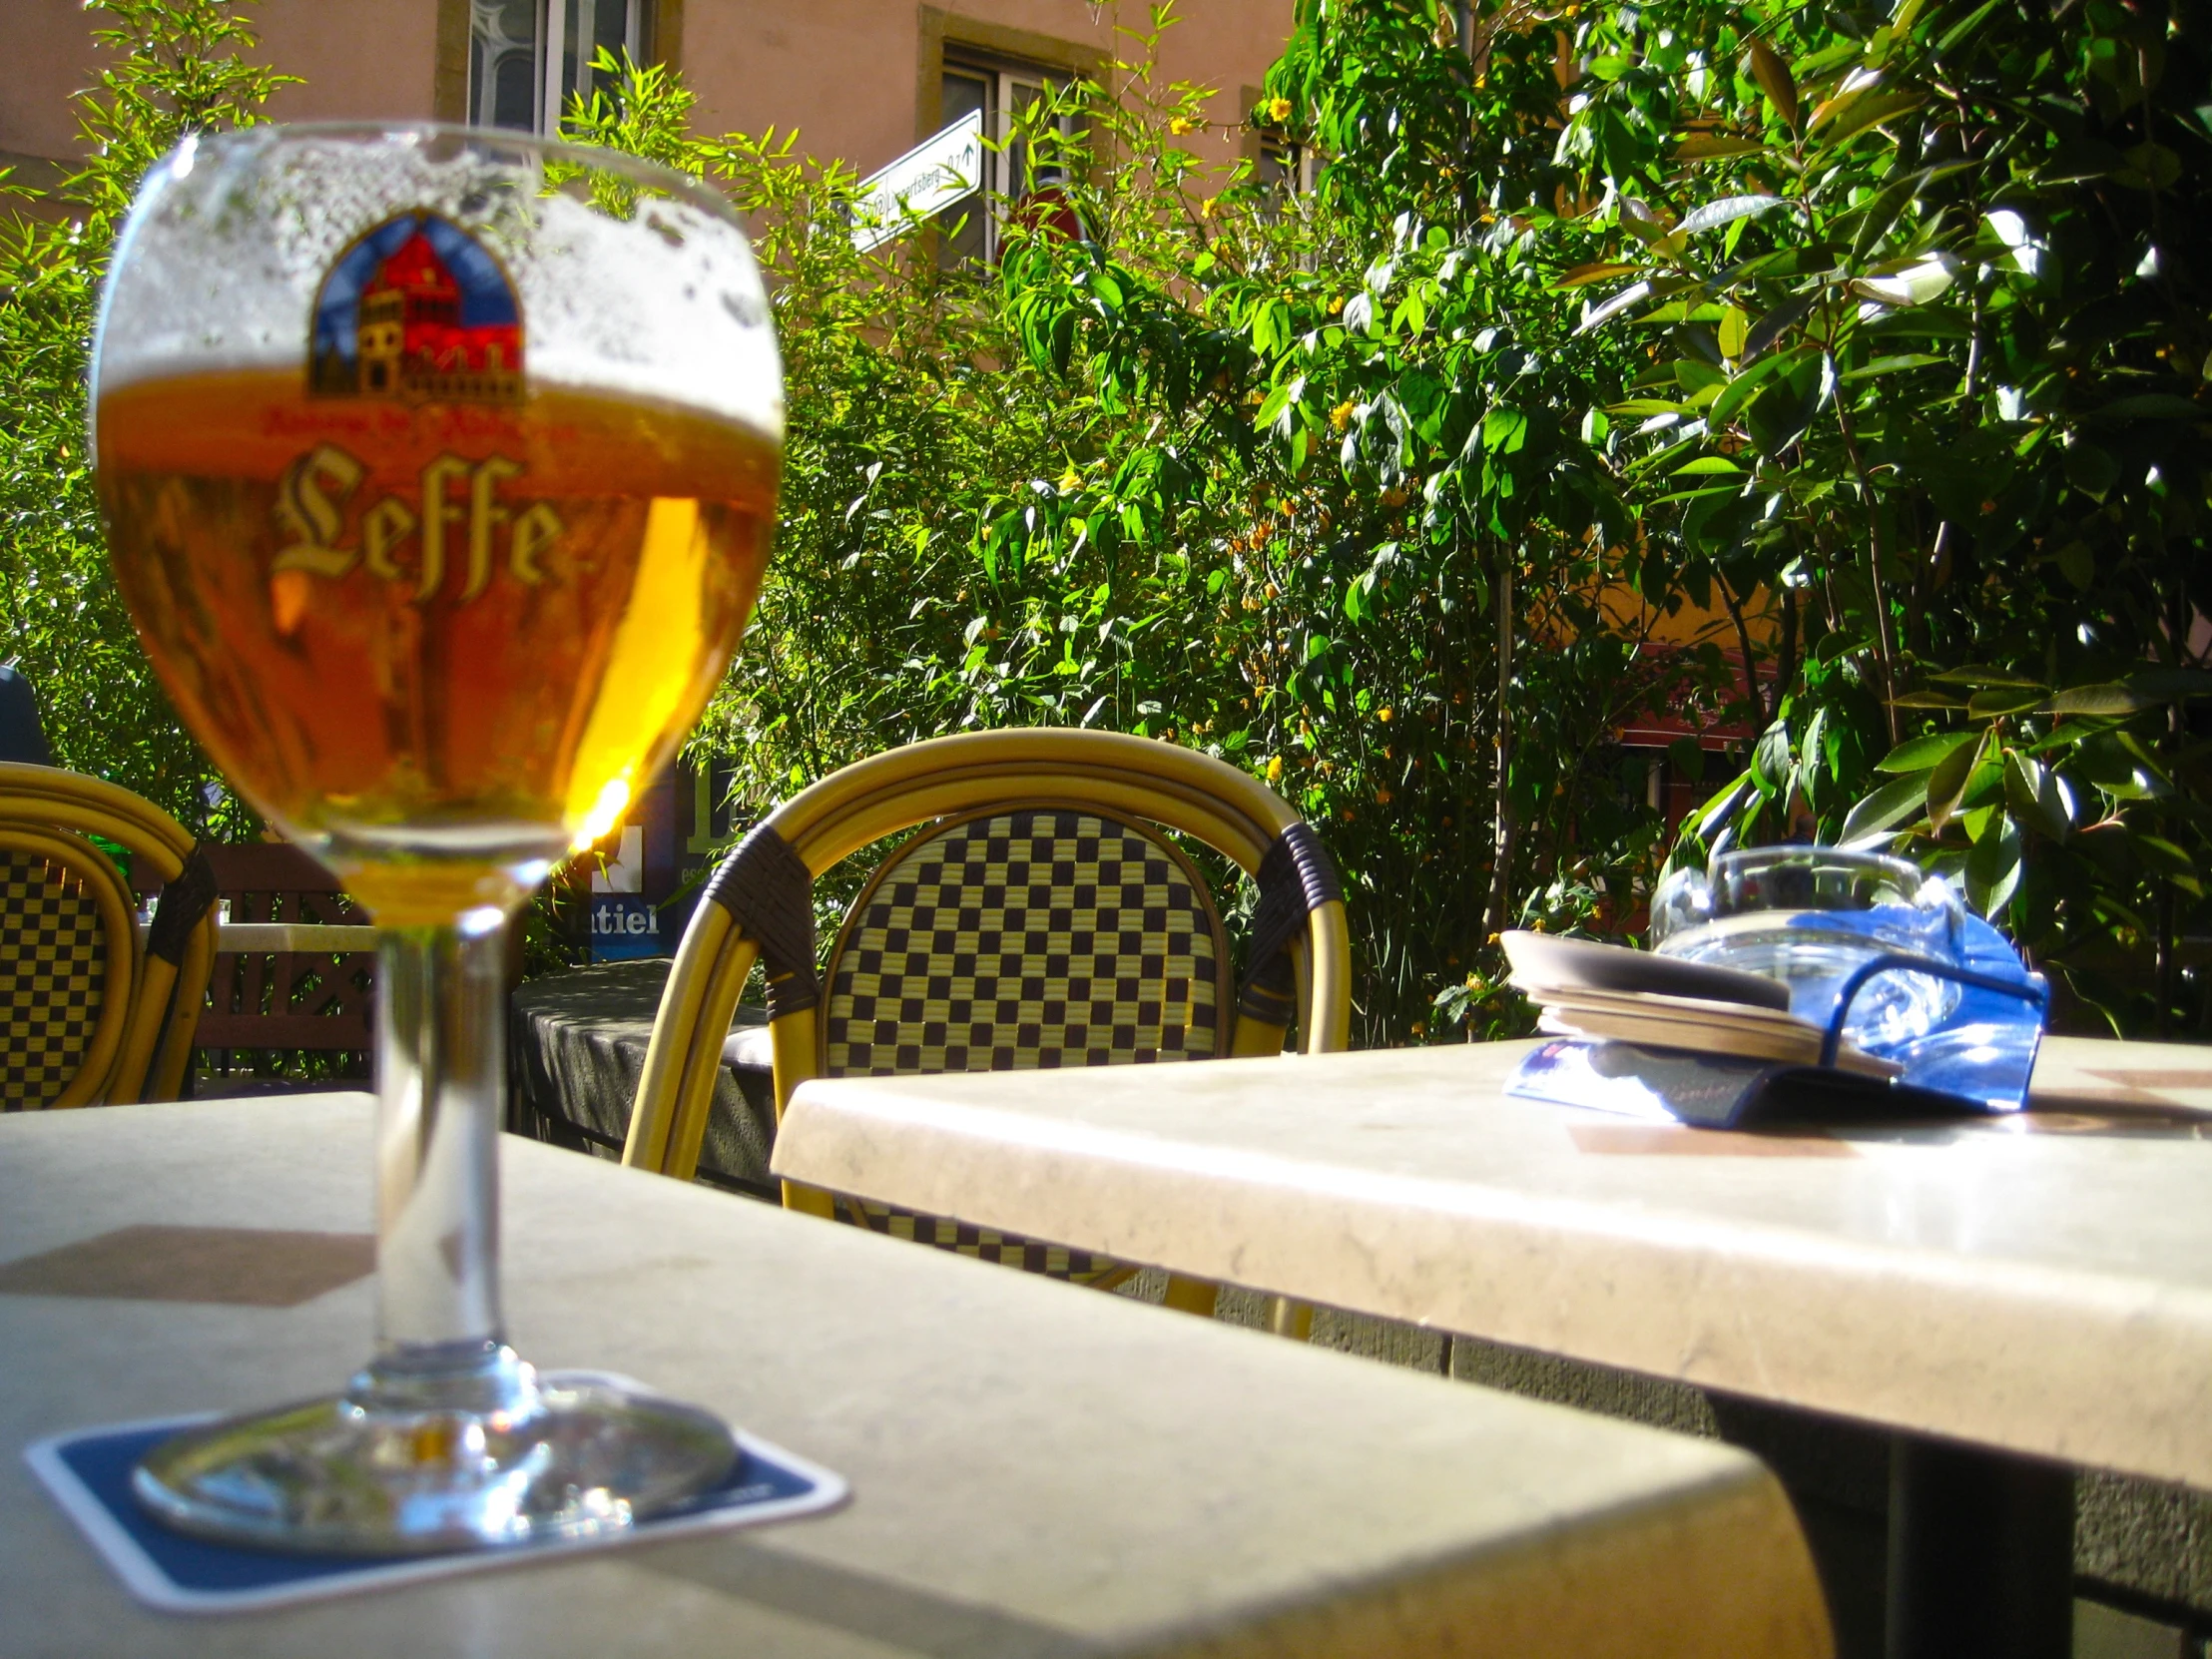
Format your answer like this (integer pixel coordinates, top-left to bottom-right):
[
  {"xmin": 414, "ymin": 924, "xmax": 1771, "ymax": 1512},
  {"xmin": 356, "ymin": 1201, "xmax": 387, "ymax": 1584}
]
[
  {"xmin": 12, "ymin": 0, "xmax": 2212, "ymax": 1040},
  {"xmin": 995, "ymin": 0, "xmax": 2212, "ymax": 1035},
  {"xmin": 0, "ymin": 0, "xmax": 288, "ymax": 835},
  {"xmin": 564, "ymin": 22, "xmax": 1669, "ymax": 1043}
]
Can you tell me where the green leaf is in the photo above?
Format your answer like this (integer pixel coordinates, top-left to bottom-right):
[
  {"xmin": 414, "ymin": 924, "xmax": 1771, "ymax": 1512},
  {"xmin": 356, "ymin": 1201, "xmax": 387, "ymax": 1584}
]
[
  {"xmin": 1848, "ymin": 170, "xmax": 1926, "ymax": 260},
  {"xmin": 1877, "ymin": 730, "xmax": 1975, "ymax": 774},
  {"xmin": 1813, "ymin": 88, "xmax": 1927, "ymax": 145},
  {"xmin": 2063, "ymin": 441, "xmax": 2120, "ymax": 499},
  {"xmin": 2004, "ymin": 750, "xmax": 2071, "ymax": 841},
  {"xmin": 1753, "ymin": 721, "xmax": 1795, "ymax": 797},
  {"xmin": 2124, "ymin": 669, "xmax": 2212, "ymax": 702},
  {"xmin": 2055, "ymin": 541, "xmax": 2097, "ymax": 590},
  {"xmin": 1936, "ymin": 0, "xmax": 2002, "ymax": 53},
  {"xmin": 1839, "ymin": 774, "xmax": 1930, "ymax": 843},
  {"xmin": 1932, "ymin": 665, "xmax": 2047, "ymax": 688},
  {"xmin": 1799, "ymin": 706, "xmax": 1830, "ymax": 780},
  {"xmin": 1556, "ymin": 262, "xmax": 1644, "ymax": 288},
  {"xmin": 1960, "ymin": 752, "xmax": 2006, "ymax": 812},
  {"xmin": 1853, "ymin": 254, "xmax": 1955, "ymax": 307},
  {"xmin": 2083, "ymin": 393, "xmax": 2207, "ymax": 424},
  {"xmin": 2119, "ymin": 142, "xmax": 2182, "ymax": 191},
  {"xmin": 2040, "ymin": 138, "xmax": 2123, "ymax": 182},
  {"xmin": 1965, "ymin": 813, "xmax": 2023, "ymax": 916},
  {"xmin": 1841, "ymin": 352, "xmax": 1948, "ymax": 379},
  {"xmin": 1577, "ymin": 280, "xmax": 1653, "ymax": 333},
  {"xmin": 2132, "ymin": 831, "xmax": 2202, "ymax": 895},
  {"xmin": 1710, "ymin": 346, "xmax": 1803, "ymax": 426},
  {"xmin": 1673, "ymin": 456, "xmax": 1748, "ymax": 475},
  {"xmin": 1888, "ymin": 690, "xmax": 1970, "ymax": 709},
  {"xmin": 1675, "ymin": 134, "xmax": 1770, "ymax": 161},
  {"xmin": 1693, "ymin": 774, "xmax": 1755, "ymax": 836},
  {"xmin": 1748, "ymin": 38, "xmax": 1800, "ymax": 129},
  {"xmin": 1679, "ymin": 195, "xmax": 1793, "ymax": 236},
  {"xmin": 1927, "ymin": 729, "xmax": 1986, "ymax": 834},
  {"xmin": 1968, "ymin": 687, "xmax": 2045, "ymax": 718},
  {"xmin": 1718, "ymin": 305, "xmax": 1750, "ymax": 359},
  {"xmin": 2041, "ymin": 683, "xmax": 2157, "ymax": 716},
  {"xmin": 1741, "ymin": 294, "xmax": 1816, "ymax": 361}
]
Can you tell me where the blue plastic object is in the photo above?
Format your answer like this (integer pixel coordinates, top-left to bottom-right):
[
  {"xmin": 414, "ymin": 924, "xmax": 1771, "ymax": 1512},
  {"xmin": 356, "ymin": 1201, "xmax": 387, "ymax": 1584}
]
[
  {"xmin": 1505, "ymin": 913, "xmax": 2047, "ymax": 1127},
  {"xmin": 1816, "ymin": 913, "xmax": 2047, "ymax": 1113}
]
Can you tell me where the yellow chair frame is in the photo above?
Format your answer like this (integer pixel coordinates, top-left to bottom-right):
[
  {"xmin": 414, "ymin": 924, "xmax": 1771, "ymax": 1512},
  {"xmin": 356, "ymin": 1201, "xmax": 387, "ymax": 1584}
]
[
  {"xmin": 0, "ymin": 764, "xmax": 220, "ymax": 1103},
  {"xmin": 0, "ymin": 824, "xmax": 137, "ymax": 1108},
  {"xmin": 623, "ymin": 730, "xmax": 1353, "ymax": 1194}
]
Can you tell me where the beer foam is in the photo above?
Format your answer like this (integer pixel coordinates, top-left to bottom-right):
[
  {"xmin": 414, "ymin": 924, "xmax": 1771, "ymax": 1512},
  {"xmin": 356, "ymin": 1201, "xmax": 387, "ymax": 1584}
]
[{"xmin": 95, "ymin": 125, "xmax": 783, "ymax": 440}]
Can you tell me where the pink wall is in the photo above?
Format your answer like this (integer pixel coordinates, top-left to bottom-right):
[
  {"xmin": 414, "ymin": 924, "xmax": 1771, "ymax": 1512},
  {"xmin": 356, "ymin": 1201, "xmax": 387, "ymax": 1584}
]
[
  {"xmin": 683, "ymin": 0, "xmax": 1294, "ymax": 180},
  {"xmin": 3, "ymin": 0, "xmax": 1291, "ymax": 181},
  {"xmin": 252, "ymin": 0, "xmax": 442, "ymax": 125},
  {"xmin": 0, "ymin": 0, "xmax": 108, "ymax": 163},
  {"xmin": 0, "ymin": 0, "xmax": 437, "ymax": 166}
]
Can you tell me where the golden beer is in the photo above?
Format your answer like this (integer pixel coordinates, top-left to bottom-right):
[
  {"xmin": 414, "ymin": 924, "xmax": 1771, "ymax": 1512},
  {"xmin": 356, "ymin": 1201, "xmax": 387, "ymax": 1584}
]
[{"xmin": 98, "ymin": 367, "xmax": 776, "ymax": 922}]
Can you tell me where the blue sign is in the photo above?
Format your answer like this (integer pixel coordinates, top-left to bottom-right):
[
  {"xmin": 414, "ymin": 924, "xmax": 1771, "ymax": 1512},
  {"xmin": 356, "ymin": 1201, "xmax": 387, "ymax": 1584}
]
[{"xmin": 588, "ymin": 894, "xmax": 669, "ymax": 962}]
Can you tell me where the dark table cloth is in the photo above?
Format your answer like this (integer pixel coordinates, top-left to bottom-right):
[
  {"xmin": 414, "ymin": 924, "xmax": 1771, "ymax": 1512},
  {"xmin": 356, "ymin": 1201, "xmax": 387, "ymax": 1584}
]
[{"xmin": 509, "ymin": 959, "xmax": 776, "ymax": 1195}]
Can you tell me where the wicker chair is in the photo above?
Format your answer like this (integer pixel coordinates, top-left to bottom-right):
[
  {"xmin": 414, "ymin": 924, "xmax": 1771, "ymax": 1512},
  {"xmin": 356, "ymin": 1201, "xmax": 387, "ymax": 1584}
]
[
  {"xmin": 620, "ymin": 730, "xmax": 1350, "ymax": 1316},
  {"xmin": 0, "ymin": 764, "xmax": 219, "ymax": 1106}
]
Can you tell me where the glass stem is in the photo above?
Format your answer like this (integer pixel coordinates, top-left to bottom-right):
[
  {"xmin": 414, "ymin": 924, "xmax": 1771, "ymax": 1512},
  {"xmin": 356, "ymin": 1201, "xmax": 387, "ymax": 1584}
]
[{"xmin": 366, "ymin": 921, "xmax": 509, "ymax": 1393}]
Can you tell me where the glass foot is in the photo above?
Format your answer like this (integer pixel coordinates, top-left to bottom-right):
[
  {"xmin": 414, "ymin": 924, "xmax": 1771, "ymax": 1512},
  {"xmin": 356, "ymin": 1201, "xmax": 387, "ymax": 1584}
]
[{"xmin": 132, "ymin": 1348, "xmax": 737, "ymax": 1554}]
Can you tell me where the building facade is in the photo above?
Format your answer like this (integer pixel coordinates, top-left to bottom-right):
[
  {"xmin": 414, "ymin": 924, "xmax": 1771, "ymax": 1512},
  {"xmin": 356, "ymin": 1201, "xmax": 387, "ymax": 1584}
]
[{"xmin": 4, "ymin": 0, "xmax": 1295, "ymax": 215}]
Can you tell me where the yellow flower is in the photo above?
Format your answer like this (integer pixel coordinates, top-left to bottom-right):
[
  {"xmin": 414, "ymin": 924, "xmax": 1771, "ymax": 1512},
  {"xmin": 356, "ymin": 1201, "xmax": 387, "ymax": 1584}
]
[
  {"xmin": 1058, "ymin": 467, "xmax": 1082, "ymax": 492},
  {"xmin": 1329, "ymin": 294, "xmax": 1346, "ymax": 314},
  {"xmin": 1329, "ymin": 398, "xmax": 1358, "ymax": 431},
  {"xmin": 1267, "ymin": 97, "xmax": 1293, "ymax": 123},
  {"xmin": 1197, "ymin": 195, "xmax": 1215, "ymax": 217},
  {"xmin": 1377, "ymin": 705, "xmax": 1394, "ymax": 723},
  {"xmin": 1169, "ymin": 117, "xmax": 1197, "ymax": 136},
  {"xmin": 1266, "ymin": 755, "xmax": 1285, "ymax": 785}
]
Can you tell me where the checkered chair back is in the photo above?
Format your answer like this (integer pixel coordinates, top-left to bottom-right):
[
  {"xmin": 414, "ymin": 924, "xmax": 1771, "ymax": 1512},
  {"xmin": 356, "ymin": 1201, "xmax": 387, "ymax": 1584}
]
[
  {"xmin": 0, "ymin": 831, "xmax": 136, "ymax": 1110},
  {"xmin": 823, "ymin": 809, "xmax": 1229, "ymax": 1078},
  {"xmin": 0, "ymin": 765, "xmax": 220, "ymax": 1104},
  {"xmin": 815, "ymin": 807, "xmax": 1230, "ymax": 1283}
]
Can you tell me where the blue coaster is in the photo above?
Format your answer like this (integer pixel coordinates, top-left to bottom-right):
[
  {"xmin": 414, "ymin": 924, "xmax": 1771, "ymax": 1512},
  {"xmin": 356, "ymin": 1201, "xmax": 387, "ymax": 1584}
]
[{"xmin": 26, "ymin": 1389, "xmax": 848, "ymax": 1614}]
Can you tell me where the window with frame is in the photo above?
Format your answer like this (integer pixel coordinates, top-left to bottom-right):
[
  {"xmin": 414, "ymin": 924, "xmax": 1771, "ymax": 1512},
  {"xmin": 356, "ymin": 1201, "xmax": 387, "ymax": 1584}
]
[
  {"xmin": 1246, "ymin": 83, "xmax": 1320, "ymax": 224},
  {"xmin": 936, "ymin": 55, "xmax": 1076, "ymax": 268},
  {"xmin": 469, "ymin": 0, "xmax": 648, "ymax": 134},
  {"xmin": 1257, "ymin": 140, "xmax": 1317, "ymax": 199}
]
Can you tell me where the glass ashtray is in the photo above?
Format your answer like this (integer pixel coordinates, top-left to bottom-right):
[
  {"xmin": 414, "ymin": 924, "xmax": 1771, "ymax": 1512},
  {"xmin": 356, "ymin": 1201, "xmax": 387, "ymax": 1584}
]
[{"xmin": 1649, "ymin": 846, "xmax": 1965, "ymax": 1051}]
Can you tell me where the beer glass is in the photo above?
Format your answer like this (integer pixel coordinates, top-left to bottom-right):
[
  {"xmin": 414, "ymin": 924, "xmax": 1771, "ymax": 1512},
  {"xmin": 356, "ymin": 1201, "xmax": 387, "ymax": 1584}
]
[{"xmin": 91, "ymin": 125, "xmax": 781, "ymax": 1552}]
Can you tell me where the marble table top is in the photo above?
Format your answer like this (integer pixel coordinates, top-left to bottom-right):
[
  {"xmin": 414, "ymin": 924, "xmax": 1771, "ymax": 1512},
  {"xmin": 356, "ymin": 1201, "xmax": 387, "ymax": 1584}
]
[
  {"xmin": 0, "ymin": 1094, "xmax": 1827, "ymax": 1659},
  {"xmin": 774, "ymin": 1035, "xmax": 2212, "ymax": 1489}
]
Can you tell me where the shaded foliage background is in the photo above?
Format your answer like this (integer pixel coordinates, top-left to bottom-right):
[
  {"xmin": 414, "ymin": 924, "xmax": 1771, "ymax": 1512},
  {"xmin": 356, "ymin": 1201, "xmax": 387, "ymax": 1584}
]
[{"xmin": 9, "ymin": 0, "xmax": 2212, "ymax": 1039}]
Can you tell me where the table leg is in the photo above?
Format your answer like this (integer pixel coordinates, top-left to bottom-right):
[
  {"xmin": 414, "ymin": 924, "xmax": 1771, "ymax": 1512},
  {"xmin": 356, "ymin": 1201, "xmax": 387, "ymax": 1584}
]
[{"xmin": 1887, "ymin": 1433, "xmax": 2074, "ymax": 1659}]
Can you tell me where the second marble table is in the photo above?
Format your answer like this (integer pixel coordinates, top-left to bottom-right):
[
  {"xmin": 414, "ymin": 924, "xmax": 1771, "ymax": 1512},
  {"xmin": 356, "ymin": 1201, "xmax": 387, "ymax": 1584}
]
[{"xmin": 774, "ymin": 1035, "xmax": 2212, "ymax": 1659}]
